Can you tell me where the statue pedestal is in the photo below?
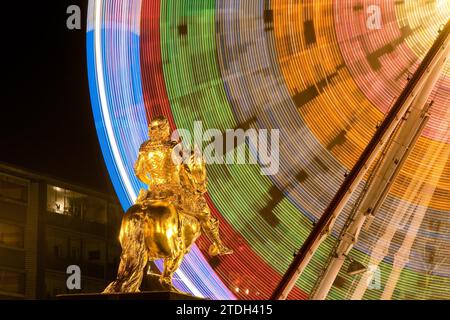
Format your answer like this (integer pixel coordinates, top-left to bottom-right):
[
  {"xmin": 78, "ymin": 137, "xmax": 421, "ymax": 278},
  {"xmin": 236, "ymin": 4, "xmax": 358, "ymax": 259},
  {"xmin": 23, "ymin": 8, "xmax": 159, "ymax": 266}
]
[{"xmin": 57, "ymin": 291, "xmax": 205, "ymax": 300}]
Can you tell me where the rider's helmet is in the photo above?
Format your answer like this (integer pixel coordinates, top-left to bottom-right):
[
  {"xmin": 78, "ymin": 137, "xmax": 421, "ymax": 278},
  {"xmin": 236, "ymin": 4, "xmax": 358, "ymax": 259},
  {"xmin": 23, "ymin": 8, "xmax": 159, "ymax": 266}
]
[{"xmin": 148, "ymin": 115, "xmax": 170, "ymax": 142}]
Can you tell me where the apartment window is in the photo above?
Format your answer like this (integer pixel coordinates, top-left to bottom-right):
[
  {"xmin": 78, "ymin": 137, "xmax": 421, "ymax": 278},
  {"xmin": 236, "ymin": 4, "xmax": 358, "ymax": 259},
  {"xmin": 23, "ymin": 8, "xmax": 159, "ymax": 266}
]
[
  {"xmin": 88, "ymin": 250, "xmax": 101, "ymax": 261},
  {"xmin": 71, "ymin": 247, "xmax": 80, "ymax": 260},
  {"xmin": 46, "ymin": 185, "xmax": 107, "ymax": 224},
  {"xmin": 0, "ymin": 270, "xmax": 25, "ymax": 295},
  {"xmin": 85, "ymin": 240, "xmax": 104, "ymax": 263},
  {"xmin": 84, "ymin": 197, "xmax": 107, "ymax": 224},
  {"xmin": 0, "ymin": 175, "xmax": 27, "ymax": 203},
  {"xmin": 47, "ymin": 234, "xmax": 67, "ymax": 259},
  {"xmin": 69, "ymin": 239, "xmax": 81, "ymax": 261},
  {"xmin": 0, "ymin": 222, "xmax": 24, "ymax": 249},
  {"xmin": 47, "ymin": 185, "xmax": 83, "ymax": 216}
]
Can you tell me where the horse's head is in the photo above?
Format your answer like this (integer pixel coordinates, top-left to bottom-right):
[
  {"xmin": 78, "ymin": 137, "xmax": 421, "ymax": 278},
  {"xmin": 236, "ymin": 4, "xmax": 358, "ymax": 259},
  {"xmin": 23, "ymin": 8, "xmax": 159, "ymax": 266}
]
[{"xmin": 182, "ymin": 146, "xmax": 207, "ymax": 194}]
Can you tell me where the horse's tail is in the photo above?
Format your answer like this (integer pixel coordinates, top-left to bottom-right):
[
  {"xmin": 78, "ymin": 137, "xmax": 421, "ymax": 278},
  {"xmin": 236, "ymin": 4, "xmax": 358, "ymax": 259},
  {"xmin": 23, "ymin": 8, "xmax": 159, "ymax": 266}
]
[{"xmin": 104, "ymin": 206, "xmax": 148, "ymax": 293}]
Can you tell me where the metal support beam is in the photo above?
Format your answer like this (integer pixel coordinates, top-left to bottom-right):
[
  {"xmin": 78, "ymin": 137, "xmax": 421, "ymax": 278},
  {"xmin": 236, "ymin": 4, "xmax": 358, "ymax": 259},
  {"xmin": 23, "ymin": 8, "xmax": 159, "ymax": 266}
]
[
  {"xmin": 271, "ymin": 20, "xmax": 450, "ymax": 300},
  {"xmin": 310, "ymin": 105, "xmax": 431, "ymax": 300},
  {"xmin": 350, "ymin": 126, "xmax": 450, "ymax": 300}
]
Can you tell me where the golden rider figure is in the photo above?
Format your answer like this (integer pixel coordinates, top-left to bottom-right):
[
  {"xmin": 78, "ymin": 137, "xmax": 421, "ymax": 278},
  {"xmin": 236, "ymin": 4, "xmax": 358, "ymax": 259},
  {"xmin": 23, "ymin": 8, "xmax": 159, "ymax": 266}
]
[{"xmin": 134, "ymin": 116, "xmax": 232, "ymax": 256}]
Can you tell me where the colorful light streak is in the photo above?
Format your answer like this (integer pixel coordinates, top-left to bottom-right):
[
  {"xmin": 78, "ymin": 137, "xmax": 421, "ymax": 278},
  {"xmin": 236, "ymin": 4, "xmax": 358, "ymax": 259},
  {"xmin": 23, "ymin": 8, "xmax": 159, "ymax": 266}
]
[{"xmin": 87, "ymin": 0, "xmax": 450, "ymax": 300}]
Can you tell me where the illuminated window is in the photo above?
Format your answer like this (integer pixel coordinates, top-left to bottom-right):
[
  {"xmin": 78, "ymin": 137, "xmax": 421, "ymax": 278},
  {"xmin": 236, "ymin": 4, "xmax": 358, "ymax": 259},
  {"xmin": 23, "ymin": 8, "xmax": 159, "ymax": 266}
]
[
  {"xmin": 0, "ymin": 270, "xmax": 25, "ymax": 295},
  {"xmin": 0, "ymin": 175, "xmax": 27, "ymax": 203},
  {"xmin": 46, "ymin": 185, "xmax": 106, "ymax": 224},
  {"xmin": 47, "ymin": 185, "xmax": 83, "ymax": 216},
  {"xmin": 0, "ymin": 222, "xmax": 24, "ymax": 249}
]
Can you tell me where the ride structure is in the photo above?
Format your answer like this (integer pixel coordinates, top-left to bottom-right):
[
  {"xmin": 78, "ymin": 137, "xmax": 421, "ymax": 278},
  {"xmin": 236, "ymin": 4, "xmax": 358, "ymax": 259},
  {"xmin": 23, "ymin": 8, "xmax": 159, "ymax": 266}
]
[{"xmin": 272, "ymin": 20, "xmax": 450, "ymax": 300}]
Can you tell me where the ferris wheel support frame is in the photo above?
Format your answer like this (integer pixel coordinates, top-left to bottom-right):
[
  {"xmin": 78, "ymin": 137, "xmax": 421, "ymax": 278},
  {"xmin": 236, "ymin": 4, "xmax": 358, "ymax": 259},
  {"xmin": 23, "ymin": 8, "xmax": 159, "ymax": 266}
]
[
  {"xmin": 271, "ymin": 19, "xmax": 450, "ymax": 300},
  {"xmin": 311, "ymin": 59, "xmax": 446, "ymax": 300}
]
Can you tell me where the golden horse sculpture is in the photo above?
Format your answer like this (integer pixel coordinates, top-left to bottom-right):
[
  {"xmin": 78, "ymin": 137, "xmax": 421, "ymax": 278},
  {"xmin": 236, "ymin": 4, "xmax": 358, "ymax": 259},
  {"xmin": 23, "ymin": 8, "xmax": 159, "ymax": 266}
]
[{"xmin": 104, "ymin": 116, "xmax": 232, "ymax": 294}]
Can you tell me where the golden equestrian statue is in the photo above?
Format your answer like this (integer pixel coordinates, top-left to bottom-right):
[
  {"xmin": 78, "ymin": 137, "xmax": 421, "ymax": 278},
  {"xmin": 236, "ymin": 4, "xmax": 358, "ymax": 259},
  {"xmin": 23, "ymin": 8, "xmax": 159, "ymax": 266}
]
[{"xmin": 104, "ymin": 116, "xmax": 232, "ymax": 293}]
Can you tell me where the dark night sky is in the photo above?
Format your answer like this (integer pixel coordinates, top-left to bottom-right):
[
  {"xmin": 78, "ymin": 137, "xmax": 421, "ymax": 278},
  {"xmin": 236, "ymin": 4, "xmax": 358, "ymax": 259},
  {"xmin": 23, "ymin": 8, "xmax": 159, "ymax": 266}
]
[{"xmin": 2, "ymin": 1, "xmax": 115, "ymax": 194}]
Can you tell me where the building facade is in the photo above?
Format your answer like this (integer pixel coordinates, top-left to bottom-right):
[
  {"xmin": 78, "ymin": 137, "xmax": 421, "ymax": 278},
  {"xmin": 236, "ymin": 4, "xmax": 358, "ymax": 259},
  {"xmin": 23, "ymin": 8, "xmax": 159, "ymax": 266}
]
[{"xmin": 0, "ymin": 163, "xmax": 123, "ymax": 299}]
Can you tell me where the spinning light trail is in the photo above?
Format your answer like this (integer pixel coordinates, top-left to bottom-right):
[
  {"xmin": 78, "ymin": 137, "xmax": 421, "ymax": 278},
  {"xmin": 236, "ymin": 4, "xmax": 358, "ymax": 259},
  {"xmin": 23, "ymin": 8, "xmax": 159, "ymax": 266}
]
[{"xmin": 87, "ymin": 0, "xmax": 450, "ymax": 300}]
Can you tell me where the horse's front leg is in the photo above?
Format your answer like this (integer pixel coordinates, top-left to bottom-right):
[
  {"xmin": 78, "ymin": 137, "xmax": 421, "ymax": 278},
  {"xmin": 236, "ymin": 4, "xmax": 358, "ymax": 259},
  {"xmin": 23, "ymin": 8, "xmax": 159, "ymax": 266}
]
[{"xmin": 160, "ymin": 253, "xmax": 184, "ymax": 292}]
